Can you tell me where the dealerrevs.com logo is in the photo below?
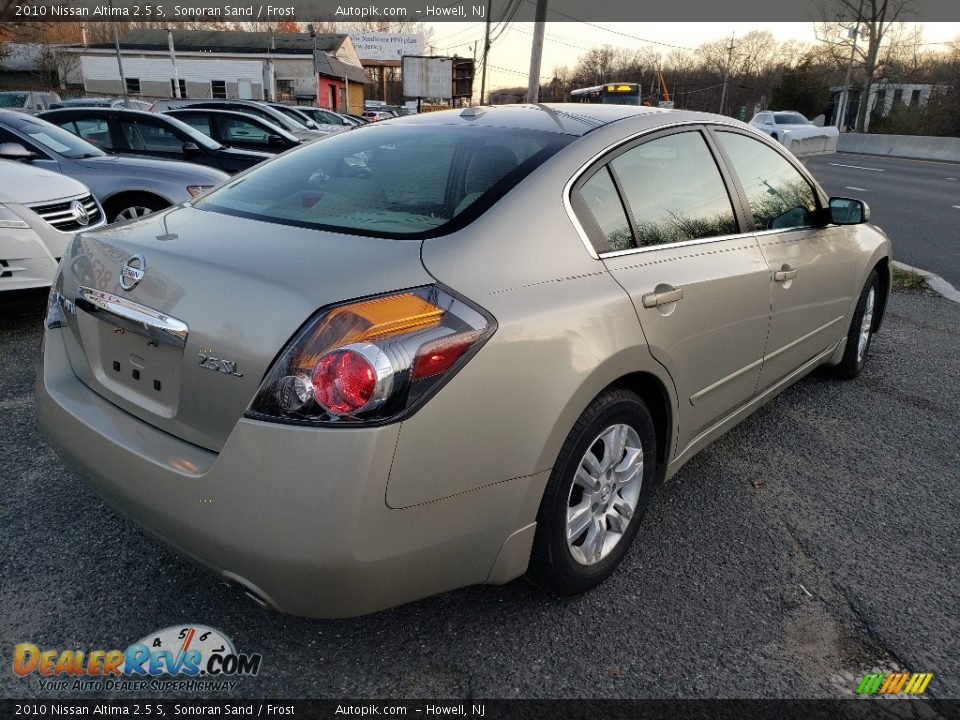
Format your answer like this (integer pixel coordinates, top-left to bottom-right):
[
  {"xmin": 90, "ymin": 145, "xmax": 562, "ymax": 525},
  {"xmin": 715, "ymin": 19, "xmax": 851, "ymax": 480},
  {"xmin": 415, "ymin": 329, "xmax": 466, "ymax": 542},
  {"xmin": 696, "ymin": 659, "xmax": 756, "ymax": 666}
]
[{"xmin": 13, "ymin": 625, "xmax": 262, "ymax": 692}]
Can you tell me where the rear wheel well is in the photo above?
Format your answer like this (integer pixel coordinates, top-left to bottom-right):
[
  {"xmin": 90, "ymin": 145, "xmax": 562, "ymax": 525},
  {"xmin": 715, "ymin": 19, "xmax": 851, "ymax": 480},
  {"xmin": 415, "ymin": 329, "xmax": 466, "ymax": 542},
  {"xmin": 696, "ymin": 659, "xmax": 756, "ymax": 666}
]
[
  {"xmin": 872, "ymin": 257, "xmax": 890, "ymax": 333},
  {"xmin": 609, "ymin": 372, "xmax": 672, "ymax": 470}
]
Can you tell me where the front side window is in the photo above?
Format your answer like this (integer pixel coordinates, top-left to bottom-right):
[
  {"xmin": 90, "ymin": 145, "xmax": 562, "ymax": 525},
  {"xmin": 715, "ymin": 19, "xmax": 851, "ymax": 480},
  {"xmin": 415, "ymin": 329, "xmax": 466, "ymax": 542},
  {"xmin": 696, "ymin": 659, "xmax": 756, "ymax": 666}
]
[
  {"xmin": 197, "ymin": 125, "xmax": 569, "ymax": 238},
  {"xmin": 608, "ymin": 131, "xmax": 738, "ymax": 247},
  {"xmin": 5, "ymin": 115, "xmax": 105, "ymax": 159},
  {"xmin": 716, "ymin": 131, "xmax": 819, "ymax": 230}
]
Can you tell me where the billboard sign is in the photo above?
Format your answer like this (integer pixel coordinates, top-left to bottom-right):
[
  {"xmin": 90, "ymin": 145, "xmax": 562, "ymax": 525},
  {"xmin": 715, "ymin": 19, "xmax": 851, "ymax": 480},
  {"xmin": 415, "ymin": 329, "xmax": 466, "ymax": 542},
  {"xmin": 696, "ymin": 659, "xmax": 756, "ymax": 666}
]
[
  {"xmin": 402, "ymin": 56, "xmax": 453, "ymax": 99},
  {"xmin": 351, "ymin": 33, "xmax": 424, "ymax": 62}
]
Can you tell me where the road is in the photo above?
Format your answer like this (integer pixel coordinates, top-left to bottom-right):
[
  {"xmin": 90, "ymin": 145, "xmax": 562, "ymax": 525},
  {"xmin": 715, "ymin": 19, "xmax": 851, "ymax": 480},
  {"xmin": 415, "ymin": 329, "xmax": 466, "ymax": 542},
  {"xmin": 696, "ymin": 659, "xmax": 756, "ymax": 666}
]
[
  {"xmin": 805, "ymin": 153, "xmax": 960, "ymax": 288},
  {"xmin": 2, "ymin": 286, "xmax": 958, "ymax": 700}
]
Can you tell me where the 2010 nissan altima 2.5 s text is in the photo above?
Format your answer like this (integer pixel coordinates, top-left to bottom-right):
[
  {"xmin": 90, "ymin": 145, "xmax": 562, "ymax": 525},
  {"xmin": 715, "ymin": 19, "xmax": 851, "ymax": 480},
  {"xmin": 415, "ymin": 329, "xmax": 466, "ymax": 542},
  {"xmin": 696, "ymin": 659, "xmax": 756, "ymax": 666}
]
[{"xmin": 36, "ymin": 104, "xmax": 891, "ymax": 618}]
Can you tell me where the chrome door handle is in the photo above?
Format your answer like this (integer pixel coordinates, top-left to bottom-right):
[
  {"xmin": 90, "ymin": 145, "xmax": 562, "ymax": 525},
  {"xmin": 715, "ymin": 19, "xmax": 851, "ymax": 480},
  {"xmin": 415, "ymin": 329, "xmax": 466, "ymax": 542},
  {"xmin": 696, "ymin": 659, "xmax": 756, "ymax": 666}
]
[
  {"xmin": 642, "ymin": 288, "xmax": 684, "ymax": 308},
  {"xmin": 774, "ymin": 269, "xmax": 798, "ymax": 282}
]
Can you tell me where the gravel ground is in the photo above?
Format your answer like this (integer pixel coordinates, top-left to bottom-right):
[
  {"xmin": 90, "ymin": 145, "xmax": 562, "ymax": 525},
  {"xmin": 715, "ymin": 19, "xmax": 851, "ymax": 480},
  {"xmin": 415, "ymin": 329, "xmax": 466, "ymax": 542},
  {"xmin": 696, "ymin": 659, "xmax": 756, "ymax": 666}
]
[{"xmin": 1, "ymin": 286, "xmax": 958, "ymax": 700}]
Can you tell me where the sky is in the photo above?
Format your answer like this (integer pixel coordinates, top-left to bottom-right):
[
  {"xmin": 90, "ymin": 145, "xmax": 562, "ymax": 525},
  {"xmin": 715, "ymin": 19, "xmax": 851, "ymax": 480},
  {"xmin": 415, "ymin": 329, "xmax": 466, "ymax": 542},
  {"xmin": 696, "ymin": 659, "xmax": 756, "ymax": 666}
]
[{"xmin": 423, "ymin": 22, "xmax": 960, "ymax": 91}]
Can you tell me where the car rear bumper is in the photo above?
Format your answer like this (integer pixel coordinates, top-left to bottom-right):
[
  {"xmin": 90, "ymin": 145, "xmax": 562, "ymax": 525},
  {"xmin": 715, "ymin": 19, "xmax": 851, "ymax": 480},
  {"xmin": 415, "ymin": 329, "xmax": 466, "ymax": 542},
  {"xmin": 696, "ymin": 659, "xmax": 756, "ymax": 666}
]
[{"xmin": 36, "ymin": 327, "xmax": 543, "ymax": 617}]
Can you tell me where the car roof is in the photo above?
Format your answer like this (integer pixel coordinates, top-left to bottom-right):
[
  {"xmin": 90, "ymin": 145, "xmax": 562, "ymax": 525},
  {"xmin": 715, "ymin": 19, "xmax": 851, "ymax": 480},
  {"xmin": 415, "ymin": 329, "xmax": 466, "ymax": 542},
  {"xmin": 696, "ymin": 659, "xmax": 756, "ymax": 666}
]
[
  {"xmin": 164, "ymin": 108, "xmax": 299, "ymax": 135},
  {"xmin": 386, "ymin": 103, "xmax": 672, "ymax": 136},
  {"xmin": 42, "ymin": 107, "xmax": 163, "ymax": 119}
]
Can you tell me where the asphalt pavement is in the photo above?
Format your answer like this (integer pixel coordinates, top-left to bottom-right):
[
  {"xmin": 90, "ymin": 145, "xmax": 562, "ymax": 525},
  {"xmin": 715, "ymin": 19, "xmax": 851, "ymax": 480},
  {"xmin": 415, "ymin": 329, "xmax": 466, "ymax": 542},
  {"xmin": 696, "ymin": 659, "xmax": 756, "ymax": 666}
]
[
  {"xmin": 1, "ymin": 286, "xmax": 958, "ymax": 700},
  {"xmin": 805, "ymin": 153, "xmax": 960, "ymax": 288}
]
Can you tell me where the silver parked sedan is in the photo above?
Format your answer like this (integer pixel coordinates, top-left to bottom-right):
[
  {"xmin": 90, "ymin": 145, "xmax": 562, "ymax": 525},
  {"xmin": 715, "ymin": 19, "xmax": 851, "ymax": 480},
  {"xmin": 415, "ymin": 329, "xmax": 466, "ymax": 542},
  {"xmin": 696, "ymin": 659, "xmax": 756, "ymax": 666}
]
[
  {"xmin": 37, "ymin": 105, "xmax": 891, "ymax": 617},
  {"xmin": 0, "ymin": 110, "xmax": 228, "ymax": 222}
]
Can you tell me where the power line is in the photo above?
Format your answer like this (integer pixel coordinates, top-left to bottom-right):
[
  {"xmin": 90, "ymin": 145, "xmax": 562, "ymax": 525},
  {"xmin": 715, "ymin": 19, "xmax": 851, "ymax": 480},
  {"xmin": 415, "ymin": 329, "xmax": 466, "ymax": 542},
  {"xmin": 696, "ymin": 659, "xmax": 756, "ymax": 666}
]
[{"xmin": 521, "ymin": 1, "xmax": 693, "ymax": 51}]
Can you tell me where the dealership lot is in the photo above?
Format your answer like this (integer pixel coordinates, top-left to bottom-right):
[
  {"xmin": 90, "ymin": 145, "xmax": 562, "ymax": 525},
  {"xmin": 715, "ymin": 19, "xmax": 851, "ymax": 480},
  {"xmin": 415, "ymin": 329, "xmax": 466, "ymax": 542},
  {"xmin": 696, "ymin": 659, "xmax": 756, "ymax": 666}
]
[{"xmin": 2, "ymin": 284, "xmax": 957, "ymax": 699}]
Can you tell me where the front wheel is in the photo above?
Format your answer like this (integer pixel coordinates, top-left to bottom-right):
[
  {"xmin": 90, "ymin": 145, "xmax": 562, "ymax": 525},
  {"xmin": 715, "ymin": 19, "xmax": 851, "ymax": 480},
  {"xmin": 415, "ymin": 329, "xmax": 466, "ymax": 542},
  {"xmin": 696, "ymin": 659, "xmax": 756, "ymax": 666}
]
[
  {"xmin": 832, "ymin": 270, "xmax": 880, "ymax": 379},
  {"xmin": 528, "ymin": 388, "xmax": 656, "ymax": 595}
]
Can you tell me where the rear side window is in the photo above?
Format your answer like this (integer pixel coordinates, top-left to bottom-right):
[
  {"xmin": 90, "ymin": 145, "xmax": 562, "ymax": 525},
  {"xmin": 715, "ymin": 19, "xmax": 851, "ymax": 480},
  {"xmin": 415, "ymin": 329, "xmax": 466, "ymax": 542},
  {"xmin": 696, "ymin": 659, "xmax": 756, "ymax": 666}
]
[
  {"xmin": 715, "ymin": 131, "xmax": 818, "ymax": 230},
  {"xmin": 576, "ymin": 167, "xmax": 633, "ymax": 252},
  {"xmin": 197, "ymin": 125, "xmax": 569, "ymax": 238},
  {"xmin": 174, "ymin": 113, "xmax": 212, "ymax": 136},
  {"xmin": 217, "ymin": 116, "xmax": 274, "ymax": 145},
  {"xmin": 66, "ymin": 118, "xmax": 113, "ymax": 149},
  {"xmin": 118, "ymin": 119, "xmax": 183, "ymax": 152}
]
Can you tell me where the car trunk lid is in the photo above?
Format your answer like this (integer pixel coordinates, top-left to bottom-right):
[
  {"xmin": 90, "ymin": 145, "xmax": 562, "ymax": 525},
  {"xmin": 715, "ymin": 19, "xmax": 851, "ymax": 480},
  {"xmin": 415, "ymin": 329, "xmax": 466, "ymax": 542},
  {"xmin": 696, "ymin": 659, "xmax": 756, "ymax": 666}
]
[{"xmin": 57, "ymin": 205, "xmax": 433, "ymax": 451}]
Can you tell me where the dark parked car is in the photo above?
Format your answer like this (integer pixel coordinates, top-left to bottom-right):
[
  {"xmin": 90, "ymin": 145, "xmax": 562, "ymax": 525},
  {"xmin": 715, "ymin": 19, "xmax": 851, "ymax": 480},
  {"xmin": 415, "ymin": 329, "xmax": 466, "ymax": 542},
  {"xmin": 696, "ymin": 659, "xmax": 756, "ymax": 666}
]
[
  {"xmin": 293, "ymin": 107, "xmax": 363, "ymax": 128},
  {"xmin": 163, "ymin": 109, "xmax": 302, "ymax": 154},
  {"xmin": 150, "ymin": 99, "xmax": 325, "ymax": 141},
  {"xmin": 39, "ymin": 108, "xmax": 273, "ymax": 174}
]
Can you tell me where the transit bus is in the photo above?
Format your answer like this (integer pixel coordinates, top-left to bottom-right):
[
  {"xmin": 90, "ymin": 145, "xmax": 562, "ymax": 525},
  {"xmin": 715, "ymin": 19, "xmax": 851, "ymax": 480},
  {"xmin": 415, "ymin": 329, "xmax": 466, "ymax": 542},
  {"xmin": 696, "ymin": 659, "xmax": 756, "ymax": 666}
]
[{"xmin": 570, "ymin": 82, "xmax": 642, "ymax": 105}]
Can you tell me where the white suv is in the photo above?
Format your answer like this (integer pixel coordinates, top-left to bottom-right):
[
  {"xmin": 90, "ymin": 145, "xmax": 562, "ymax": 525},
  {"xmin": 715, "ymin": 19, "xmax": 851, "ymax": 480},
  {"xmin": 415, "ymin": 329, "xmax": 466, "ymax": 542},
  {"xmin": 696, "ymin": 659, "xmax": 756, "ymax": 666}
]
[{"xmin": 0, "ymin": 158, "xmax": 105, "ymax": 291}]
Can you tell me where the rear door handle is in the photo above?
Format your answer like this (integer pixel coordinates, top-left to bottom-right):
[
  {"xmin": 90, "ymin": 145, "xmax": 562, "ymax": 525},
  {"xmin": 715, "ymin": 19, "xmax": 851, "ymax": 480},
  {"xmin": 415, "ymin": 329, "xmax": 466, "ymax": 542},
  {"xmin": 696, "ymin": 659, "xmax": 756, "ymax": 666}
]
[
  {"xmin": 774, "ymin": 269, "xmax": 798, "ymax": 282},
  {"xmin": 642, "ymin": 288, "xmax": 684, "ymax": 308}
]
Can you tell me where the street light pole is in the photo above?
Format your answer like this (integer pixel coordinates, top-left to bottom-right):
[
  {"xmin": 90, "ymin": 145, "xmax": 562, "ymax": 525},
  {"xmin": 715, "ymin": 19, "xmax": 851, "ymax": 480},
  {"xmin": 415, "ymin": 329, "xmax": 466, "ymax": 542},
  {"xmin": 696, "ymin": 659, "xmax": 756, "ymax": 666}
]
[
  {"xmin": 525, "ymin": 0, "xmax": 548, "ymax": 104},
  {"xmin": 109, "ymin": 0, "xmax": 128, "ymax": 109},
  {"xmin": 478, "ymin": 0, "xmax": 492, "ymax": 104},
  {"xmin": 836, "ymin": 6, "xmax": 862, "ymax": 130}
]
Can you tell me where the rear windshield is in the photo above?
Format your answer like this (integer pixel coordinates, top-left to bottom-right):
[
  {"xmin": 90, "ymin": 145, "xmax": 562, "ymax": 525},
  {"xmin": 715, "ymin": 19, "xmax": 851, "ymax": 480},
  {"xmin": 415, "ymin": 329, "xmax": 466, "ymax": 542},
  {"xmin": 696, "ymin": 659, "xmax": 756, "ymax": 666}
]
[
  {"xmin": 0, "ymin": 93, "xmax": 28, "ymax": 108},
  {"xmin": 774, "ymin": 113, "xmax": 810, "ymax": 125},
  {"xmin": 196, "ymin": 124, "xmax": 571, "ymax": 238}
]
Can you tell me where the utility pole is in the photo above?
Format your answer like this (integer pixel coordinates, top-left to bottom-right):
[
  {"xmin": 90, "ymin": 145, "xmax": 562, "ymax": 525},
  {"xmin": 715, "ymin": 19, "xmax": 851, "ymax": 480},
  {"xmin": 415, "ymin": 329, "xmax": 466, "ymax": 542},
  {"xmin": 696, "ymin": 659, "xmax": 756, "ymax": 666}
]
[
  {"xmin": 167, "ymin": 28, "xmax": 181, "ymax": 99},
  {"xmin": 719, "ymin": 32, "xmax": 734, "ymax": 115},
  {"xmin": 478, "ymin": 0, "xmax": 492, "ymax": 105},
  {"xmin": 526, "ymin": 0, "xmax": 548, "ymax": 103},
  {"xmin": 109, "ymin": 0, "xmax": 128, "ymax": 109},
  {"xmin": 836, "ymin": 0, "xmax": 863, "ymax": 130}
]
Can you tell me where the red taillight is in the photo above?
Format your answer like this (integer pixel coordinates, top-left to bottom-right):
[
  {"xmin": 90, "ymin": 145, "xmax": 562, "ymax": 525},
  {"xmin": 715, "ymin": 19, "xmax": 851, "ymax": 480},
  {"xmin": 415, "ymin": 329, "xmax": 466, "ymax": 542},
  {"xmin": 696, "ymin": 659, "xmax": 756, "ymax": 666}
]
[
  {"xmin": 411, "ymin": 331, "xmax": 481, "ymax": 380},
  {"xmin": 312, "ymin": 349, "xmax": 376, "ymax": 414},
  {"xmin": 247, "ymin": 287, "xmax": 495, "ymax": 426}
]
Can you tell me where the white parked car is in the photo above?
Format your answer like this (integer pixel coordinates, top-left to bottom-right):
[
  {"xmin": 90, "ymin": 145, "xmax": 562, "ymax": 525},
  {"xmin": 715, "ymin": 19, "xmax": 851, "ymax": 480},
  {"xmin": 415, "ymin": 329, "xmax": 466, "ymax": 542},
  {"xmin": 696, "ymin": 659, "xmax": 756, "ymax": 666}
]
[
  {"xmin": 0, "ymin": 159, "xmax": 104, "ymax": 291},
  {"xmin": 749, "ymin": 111, "xmax": 839, "ymax": 158}
]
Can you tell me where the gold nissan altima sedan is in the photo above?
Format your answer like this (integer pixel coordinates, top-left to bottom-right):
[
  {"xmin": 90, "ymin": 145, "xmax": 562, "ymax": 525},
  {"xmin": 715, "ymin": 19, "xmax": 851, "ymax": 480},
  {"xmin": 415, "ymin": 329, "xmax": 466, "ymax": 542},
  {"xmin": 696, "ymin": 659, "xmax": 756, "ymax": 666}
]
[{"xmin": 37, "ymin": 104, "xmax": 891, "ymax": 617}]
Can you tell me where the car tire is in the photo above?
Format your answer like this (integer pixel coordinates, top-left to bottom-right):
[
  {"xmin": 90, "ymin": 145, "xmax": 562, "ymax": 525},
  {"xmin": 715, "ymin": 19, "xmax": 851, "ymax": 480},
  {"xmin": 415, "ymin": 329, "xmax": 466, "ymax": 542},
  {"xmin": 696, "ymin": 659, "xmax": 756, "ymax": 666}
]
[
  {"xmin": 832, "ymin": 270, "xmax": 880, "ymax": 380},
  {"xmin": 105, "ymin": 194, "xmax": 169, "ymax": 223},
  {"xmin": 528, "ymin": 387, "xmax": 656, "ymax": 595}
]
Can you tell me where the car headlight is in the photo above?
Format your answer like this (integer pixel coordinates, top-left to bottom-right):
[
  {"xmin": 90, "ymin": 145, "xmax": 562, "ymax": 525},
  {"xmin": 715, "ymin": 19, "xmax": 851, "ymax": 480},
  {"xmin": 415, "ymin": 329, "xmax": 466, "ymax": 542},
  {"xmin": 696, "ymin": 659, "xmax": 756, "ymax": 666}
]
[
  {"xmin": 186, "ymin": 185, "xmax": 214, "ymax": 198},
  {"xmin": 0, "ymin": 205, "xmax": 30, "ymax": 229}
]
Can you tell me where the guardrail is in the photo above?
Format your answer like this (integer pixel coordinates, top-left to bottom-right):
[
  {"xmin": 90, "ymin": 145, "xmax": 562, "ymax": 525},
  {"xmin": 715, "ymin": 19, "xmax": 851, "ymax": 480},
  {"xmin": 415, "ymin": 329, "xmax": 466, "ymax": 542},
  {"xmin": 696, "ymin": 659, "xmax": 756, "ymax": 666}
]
[{"xmin": 838, "ymin": 133, "xmax": 960, "ymax": 163}]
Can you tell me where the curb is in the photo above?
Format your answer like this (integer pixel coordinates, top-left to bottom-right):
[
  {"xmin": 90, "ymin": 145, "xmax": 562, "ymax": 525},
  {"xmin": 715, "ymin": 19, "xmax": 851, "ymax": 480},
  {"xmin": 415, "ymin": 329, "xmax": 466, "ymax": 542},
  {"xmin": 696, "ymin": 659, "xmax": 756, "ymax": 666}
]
[{"xmin": 893, "ymin": 261, "xmax": 960, "ymax": 305}]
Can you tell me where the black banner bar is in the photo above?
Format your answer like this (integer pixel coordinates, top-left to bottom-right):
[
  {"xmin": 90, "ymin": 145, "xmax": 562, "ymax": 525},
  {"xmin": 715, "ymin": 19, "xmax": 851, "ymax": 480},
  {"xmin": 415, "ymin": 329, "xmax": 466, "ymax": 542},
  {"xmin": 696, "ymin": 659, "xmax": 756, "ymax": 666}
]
[
  {"xmin": 5, "ymin": 0, "xmax": 960, "ymax": 23},
  {"xmin": 3, "ymin": 700, "xmax": 960, "ymax": 720}
]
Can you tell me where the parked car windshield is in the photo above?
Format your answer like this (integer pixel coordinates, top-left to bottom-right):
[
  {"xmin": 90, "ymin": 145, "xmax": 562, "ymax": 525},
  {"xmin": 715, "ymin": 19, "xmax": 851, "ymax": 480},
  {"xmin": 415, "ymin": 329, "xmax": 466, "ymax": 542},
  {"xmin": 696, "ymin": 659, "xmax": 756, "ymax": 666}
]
[
  {"xmin": 0, "ymin": 92, "xmax": 28, "ymax": 108},
  {"xmin": 196, "ymin": 124, "xmax": 571, "ymax": 238},
  {"xmin": 773, "ymin": 113, "xmax": 810, "ymax": 125},
  {"xmin": 7, "ymin": 113, "xmax": 107, "ymax": 158}
]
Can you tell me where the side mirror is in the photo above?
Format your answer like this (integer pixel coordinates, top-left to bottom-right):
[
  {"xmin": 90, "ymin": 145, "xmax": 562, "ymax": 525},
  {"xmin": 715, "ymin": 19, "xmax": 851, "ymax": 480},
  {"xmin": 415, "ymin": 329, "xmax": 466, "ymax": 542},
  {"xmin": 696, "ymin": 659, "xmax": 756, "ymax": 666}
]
[
  {"xmin": 182, "ymin": 142, "xmax": 200, "ymax": 156},
  {"xmin": 829, "ymin": 197, "xmax": 870, "ymax": 225},
  {"xmin": 0, "ymin": 142, "xmax": 37, "ymax": 161},
  {"xmin": 268, "ymin": 135, "xmax": 287, "ymax": 148},
  {"xmin": 304, "ymin": 120, "xmax": 318, "ymax": 129}
]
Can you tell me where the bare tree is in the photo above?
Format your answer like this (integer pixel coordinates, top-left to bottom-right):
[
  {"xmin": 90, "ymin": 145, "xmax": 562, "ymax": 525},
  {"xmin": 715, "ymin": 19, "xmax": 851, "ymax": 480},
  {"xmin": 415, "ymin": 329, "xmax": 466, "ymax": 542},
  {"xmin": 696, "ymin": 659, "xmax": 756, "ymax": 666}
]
[{"xmin": 815, "ymin": 0, "xmax": 916, "ymax": 131}]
